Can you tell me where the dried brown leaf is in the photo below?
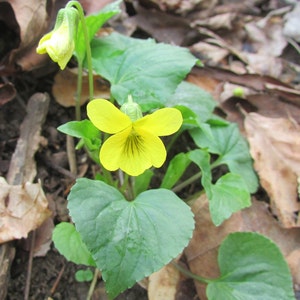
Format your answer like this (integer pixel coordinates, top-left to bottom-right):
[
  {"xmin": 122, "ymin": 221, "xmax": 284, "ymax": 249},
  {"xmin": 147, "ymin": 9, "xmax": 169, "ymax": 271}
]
[
  {"xmin": 190, "ymin": 42, "xmax": 229, "ymax": 65},
  {"xmin": 148, "ymin": 261, "xmax": 181, "ymax": 300},
  {"xmin": 133, "ymin": 5, "xmax": 199, "ymax": 45},
  {"xmin": 52, "ymin": 68, "xmax": 110, "ymax": 107},
  {"xmin": 192, "ymin": 12, "xmax": 237, "ymax": 31},
  {"xmin": 0, "ymin": 0, "xmax": 54, "ymax": 73},
  {"xmin": 245, "ymin": 16, "xmax": 287, "ymax": 57},
  {"xmin": 188, "ymin": 67, "xmax": 300, "ymax": 131},
  {"xmin": 144, "ymin": 0, "xmax": 217, "ymax": 14},
  {"xmin": 0, "ymin": 177, "xmax": 51, "ymax": 243},
  {"xmin": 283, "ymin": 3, "xmax": 300, "ymax": 42},
  {"xmin": 245, "ymin": 113, "xmax": 300, "ymax": 227},
  {"xmin": 0, "ymin": 83, "xmax": 16, "ymax": 106}
]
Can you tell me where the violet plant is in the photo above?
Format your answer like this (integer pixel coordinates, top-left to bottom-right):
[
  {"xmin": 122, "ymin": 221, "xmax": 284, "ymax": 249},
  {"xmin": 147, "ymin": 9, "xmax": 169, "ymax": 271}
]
[{"xmin": 37, "ymin": 1, "xmax": 295, "ymax": 299}]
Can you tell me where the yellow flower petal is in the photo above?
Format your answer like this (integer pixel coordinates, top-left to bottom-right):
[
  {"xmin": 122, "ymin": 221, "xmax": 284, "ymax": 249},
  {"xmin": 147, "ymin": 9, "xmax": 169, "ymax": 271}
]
[
  {"xmin": 100, "ymin": 127, "xmax": 132, "ymax": 172},
  {"xmin": 36, "ymin": 32, "xmax": 52, "ymax": 54},
  {"xmin": 87, "ymin": 99, "xmax": 131, "ymax": 134},
  {"xmin": 36, "ymin": 25, "xmax": 74, "ymax": 70},
  {"xmin": 47, "ymin": 26, "xmax": 74, "ymax": 69},
  {"xmin": 135, "ymin": 107, "xmax": 182, "ymax": 136},
  {"xmin": 100, "ymin": 127, "xmax": 166, "ymax": 176}
]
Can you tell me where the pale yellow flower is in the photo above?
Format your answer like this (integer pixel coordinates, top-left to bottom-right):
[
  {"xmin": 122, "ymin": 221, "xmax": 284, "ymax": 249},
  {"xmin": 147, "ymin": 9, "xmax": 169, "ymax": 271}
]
[
  {"xmin": 87, "ymin": 99, "xmax": 183, "ymax": 176},
  {"xmin": 36, "ymin": 7, "xmax": 78, "ymax": 69}
]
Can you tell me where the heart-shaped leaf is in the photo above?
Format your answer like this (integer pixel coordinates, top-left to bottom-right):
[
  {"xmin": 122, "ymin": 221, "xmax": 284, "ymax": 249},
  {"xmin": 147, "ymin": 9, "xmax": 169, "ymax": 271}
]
[
  {"xmin": 67, "ymin": 178, "xmax": 194, "ymax": 299},
  {"xmin": 189, "ymin": 123, "xmax": 258, "ymax": 193},
  {"xmin": 90, "ymin": 32, "xmax": 197, "ymax": 110},
  {"xmin": 188, "ymin": 149, "xmax": 250, "ymax": 226},
  {"xmin": 210, "ymin": 173, "xmax": 251, "ymax": 226},
  {"xmin": 207, "ymin": 232, "xmax": 295, "ymax": 300}
]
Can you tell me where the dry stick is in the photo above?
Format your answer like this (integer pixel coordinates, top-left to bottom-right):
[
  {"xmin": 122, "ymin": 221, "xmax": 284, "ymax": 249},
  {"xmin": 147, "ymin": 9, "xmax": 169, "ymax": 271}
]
[
  {"xmin": 0, "ymin": 93, "xmax": 50, "ymax": 300},
  {"xmin": 50, "ymin": 264, "xmax": 66, "ymax": 295},
  {"xmin": 67, "ymin": 135, "xmax": 77, "ymax": 175},
  {"xmin": 24, "ymin": 231, "xmax": 36, "ymax": 300}
]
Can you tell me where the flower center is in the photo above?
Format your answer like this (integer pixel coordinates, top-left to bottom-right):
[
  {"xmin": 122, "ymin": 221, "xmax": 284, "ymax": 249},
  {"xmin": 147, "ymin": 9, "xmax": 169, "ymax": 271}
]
[{"xmin": 123, "ymin": 130, "xmax": 144, "ymax": 157}]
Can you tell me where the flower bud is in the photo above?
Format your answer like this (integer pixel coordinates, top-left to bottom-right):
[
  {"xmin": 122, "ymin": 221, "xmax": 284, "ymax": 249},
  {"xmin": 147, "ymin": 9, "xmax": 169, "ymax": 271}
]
[
  {"xmin": 120, "ymin": 95, "xmax": 143, "ymax": 121},
  {"xmin": 36, "ymin": 7, "xmax": 79, "ymax": 69}
]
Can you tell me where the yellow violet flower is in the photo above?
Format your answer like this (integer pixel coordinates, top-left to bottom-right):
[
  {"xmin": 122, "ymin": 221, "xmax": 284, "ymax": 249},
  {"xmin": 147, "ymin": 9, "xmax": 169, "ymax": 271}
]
[
  {"xmin": 87, "ymin": 99, "xmax": 183, "ymax": 176},
  {"xmin": 36, "ymin": 7, "xmax": 78, "ymax": 69}
]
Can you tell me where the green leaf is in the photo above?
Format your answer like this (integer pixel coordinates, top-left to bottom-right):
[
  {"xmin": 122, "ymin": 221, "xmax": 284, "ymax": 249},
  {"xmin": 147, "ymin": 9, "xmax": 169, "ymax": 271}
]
[
  {"xmin": 90, "ymin": 32, "xmax": 197, "ymax": 110},
  {"xmin": 68, "ymin": 178, "xmax": 194, "ymax": 299},
  {"xmin": 168, "ymin": 81, "xmax": 216, "ymax": 122},
  {"xmin": 189, "ymin": 123, "xmax": 258, "ymax": 193},
  {"xmin": 133, "ymin": 169, "xmax": 154, "ymax": 196},
  {"xmin": 188, "ymin": 149, "xmax": 212, "ymax": 197},
  {"xmin": 161, "ymin": 153, "xmax": 191, "ymax": 189},
  {"xmin": 58, "ymin": 120, "xmax": 101, "ymax": 163},
  {"xmin": 207, "ymin": 232, "xmax": 295, "ymax": 300},
  {"xmin": 75, "ymin": 0, "xmax": 121, "ymax": 63},
  {"xmin": 188, "ymin": 150, "xmax": 251, "ymax": 226},
  {"xmin": 176, "ymin": 106, "xmax": 199, "ymax": 130},
  {"xmin": 75, "ymin": 269, "xmax": 94, "ymax": 282},
  {"xmin": 57, "ymin": 120, "xmax": 99, "ymax": 141},
  {"xmin": 210, "ymin": 173, "xmax": 251, "ymax": 226},
  {"xmin": 52, "ymin": 222, "xmax": 96, "ymax": 267}
]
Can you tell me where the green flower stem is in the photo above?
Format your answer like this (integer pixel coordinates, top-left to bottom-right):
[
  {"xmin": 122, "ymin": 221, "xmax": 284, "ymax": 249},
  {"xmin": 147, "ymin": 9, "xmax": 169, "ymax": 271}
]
[
  {"xmin": 67, "ymin": 1, "xmax": 94, "ymax": 100},
  {"xmin": 172, "ymin": 172, "xmax": 202, "ymax": 193},
  {"xmin": 119, "ymin": 173, "xmax": 135, "ymax": 201},
  {"xmin": 87, "ymin": 268, "xmax": 100, "ymax": 300},
  {"xmin": 171, "ymin": 261, "xmax": 211, "ymax": 284},
  {"xmin": 166, "ymin": 129, "xmax": 182, "ymax": 153},
  {"xmin": 75, "ymin": 61, "xmax": 83, "ymax": 120},
  {"xmin": 172, "ymin": 159, "xmax": 222, "ymax": 193}
]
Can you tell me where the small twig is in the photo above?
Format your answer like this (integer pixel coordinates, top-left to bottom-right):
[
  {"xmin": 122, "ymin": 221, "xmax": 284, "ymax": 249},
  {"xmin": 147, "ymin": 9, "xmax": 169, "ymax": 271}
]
[
  {"xmin": 24, "ymin": 231, "xmax": 36, "ymax": 300},
  {"xmin": 50, "ymin": 264, "xmax": 66, "ymax": 295},
  {"xmin": 66, "ymin": 135, "xmax": 77, "ymax": 175}
]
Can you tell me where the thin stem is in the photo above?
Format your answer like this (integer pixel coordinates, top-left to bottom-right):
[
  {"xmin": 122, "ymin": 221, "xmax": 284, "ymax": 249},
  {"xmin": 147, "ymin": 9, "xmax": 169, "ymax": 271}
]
[
  {"xmin": 172, "ymin": 156, "xmax": 224, "ymax": 193},
  {"xmin": 120, "ymin": 172, "xmax": 128, "ymax": 193},
  {"xmin": 67, "ymin": 1, "xmax": 94, "ymax": 100},
  {"xmin": 171, "ymin": 261, "xmax": 212, "ymax": 284},
  {"xmin": 87, "ymin": 268, "xmax": 101, "ymax": 300},
  {"xmin": 82, "ymin": 19, "xmax": 94, "ymax": 100},
  {"xmin": 75, "ymin": 61, "xmax": 83, "ymax": 121},
  {"xmin": 172, "ymin": 172, "xmax": 202, "ymax": 193},
  {"xmin": 119, "ymin": 173, "xmax": 135, "ymax": 200}
]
